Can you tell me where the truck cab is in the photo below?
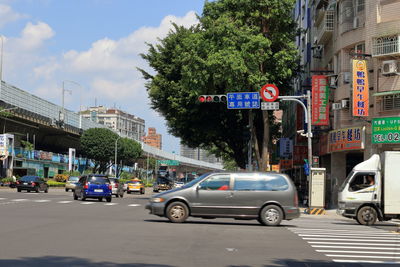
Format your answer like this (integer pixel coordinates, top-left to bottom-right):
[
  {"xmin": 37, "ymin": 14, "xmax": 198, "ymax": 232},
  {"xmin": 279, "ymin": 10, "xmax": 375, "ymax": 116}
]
[{"xmin": 338, "ymin": 152, "xmax": 400, "ymax": 225}]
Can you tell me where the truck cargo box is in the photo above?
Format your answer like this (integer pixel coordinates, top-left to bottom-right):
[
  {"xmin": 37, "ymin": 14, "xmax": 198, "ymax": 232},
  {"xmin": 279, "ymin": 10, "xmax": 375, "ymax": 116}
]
[{"xmin": 383, "ymin": 151, "xmax": 400, "ymax": 214}]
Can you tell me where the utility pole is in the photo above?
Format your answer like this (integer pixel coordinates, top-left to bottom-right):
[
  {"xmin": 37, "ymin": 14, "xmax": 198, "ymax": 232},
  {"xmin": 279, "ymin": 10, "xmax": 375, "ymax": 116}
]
[
  {"xmin": 0, "ymin": 35, "xmax": 4, "ymax": 100},
  {"xmin": 115, "ymin": 136, "xmax": 121, "ymax": 177}
]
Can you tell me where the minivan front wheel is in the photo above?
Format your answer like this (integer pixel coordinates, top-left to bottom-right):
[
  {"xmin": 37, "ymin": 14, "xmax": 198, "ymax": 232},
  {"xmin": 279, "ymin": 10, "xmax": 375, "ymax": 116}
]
[
  {"xmin": 166, "ymin": 202, "xmax": 189, "ymax": 223},
  {"xmin": 259, "ymin": 205, "xmax": 283, "ymax": 226}
]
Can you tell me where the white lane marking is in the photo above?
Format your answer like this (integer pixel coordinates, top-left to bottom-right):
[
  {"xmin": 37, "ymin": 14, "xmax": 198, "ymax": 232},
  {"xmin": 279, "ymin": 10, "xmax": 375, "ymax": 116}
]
[
  {"xmin": 299, "ymin": 233, "xmax": 399, "ymax": 237},
  {"xmin": 226, "ymin": 248, "xmax": 238, "ymax": 252},
  {"xmin": 11, "ymin": 199, "xmax": 28, "ymax": 202},
  {"xmin": 81, "ymin": 202, "xmax": 95, "ymax": 205},
  {"xmin": 33, "ymin": 200, "xmax": 51, "ymax": 203},
  {"xmin": 289, "ymin": 228, "xmax": 384, "ymax": 232},
  {"xmin": 317, "ymin": 250, "xmax": 400, "ymax": 255},
  {"xmin": 57, "ymin": 201, "xmax": 73, "ymax": 204},
  {"xmin": 128, "ymin": 204, "xmax": 141, "ymax": 207},
  {"xmin": 312, "ymin": 245, "xmax": 400, "ymax": 250},
  {"xmin": 104, "ymin": 203, "xmax": 118, "ymax": 206},
  {"xmin": 304, "ymin": 237, "xmax": 400, "ymax": 241},
  {"xmin": 333, "ymin": 259, "xmax": 400, "ymax": 264},
  {"xmin": 0, "ymin": 198, "xmax": 7, "ymax": 200},
  {"xmin": 308, "ymin": 241, "xmax": 400, "ymax": 246},
  {"xmin": 327, "ymin": 254, "xmax": 400, "ymax": 259}
]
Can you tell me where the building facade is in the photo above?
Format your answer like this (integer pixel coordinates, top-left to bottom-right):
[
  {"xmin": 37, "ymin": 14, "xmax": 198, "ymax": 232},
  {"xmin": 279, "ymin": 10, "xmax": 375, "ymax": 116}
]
[
  {"xmin": 180, "ymin": 144, "xmax": 221, "ymax": 164},
  {"xmin": 143, "ymin": 127, "xmax": 162, "ymax": 149},
  {"xmin": 286, "ymin": 0, "xmax": 400, "ymax": 207},
  {"xmin": 80, "ymin": 106, "xmax": 145, "ymax": 142}
]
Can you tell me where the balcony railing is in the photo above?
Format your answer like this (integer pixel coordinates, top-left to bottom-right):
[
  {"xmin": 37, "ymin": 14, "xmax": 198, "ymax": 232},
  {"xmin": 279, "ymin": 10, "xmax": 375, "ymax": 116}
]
[
  {"xmin": 316, "ymin": 10, "xmax": 334, "ymax": 45},
  {"xmin": 372, "ymin": 35, "xmax": 400, "ymax": 57}
]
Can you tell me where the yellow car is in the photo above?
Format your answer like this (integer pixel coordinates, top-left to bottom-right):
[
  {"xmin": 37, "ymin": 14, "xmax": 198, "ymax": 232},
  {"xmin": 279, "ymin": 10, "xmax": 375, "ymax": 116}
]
[{"xmin": 126, "ymin": 179, "xmax": 145, "ymax": 194}]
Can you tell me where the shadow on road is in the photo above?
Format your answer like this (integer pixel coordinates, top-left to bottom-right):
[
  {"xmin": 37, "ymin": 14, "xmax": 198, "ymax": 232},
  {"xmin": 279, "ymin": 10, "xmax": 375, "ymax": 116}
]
[
  {"xmin": 228, "ymin": 259, "xmax": 391, "ymax": 267},
  {"xmin": 144, "ymin": 219, "xmax": 297, "ymax": 228},
  {"xmin": 0, "ymin": 256, "xmax": 176, "ymax": 267}
]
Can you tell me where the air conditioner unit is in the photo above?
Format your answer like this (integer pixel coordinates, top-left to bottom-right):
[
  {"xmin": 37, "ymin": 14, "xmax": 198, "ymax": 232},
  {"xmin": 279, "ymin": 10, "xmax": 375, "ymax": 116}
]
[
  {"xmin": 329, "ymin": 76, "xmax": 338, "ymax": 87},
  {"xmin": 341, "ymin": 99, "xmax": 350, "ymax": 109},
  {"xmin": 353, "ymin": 17, "xmax": 360, "ymax": 29},
  {"xmin": 332, "ymin": 103, "xmax": 342, "ymax": 110},
  {"xmin": 343, "ymin": 72, "xmax": 351, "ymax": 84},
  {"xmin": 382, "ymin": 60, "xmax": 400, "ymax": 76}
]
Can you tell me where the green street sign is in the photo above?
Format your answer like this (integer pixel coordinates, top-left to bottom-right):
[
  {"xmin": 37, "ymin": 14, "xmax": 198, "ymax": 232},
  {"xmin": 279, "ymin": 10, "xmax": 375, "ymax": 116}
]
[
  {"xmin": 157, "ymin": 160, "xmax": 180, "ymax": 166},
  {"xmin": 372, "ymin": 117, "xmax": 400, "ymax": 144}
]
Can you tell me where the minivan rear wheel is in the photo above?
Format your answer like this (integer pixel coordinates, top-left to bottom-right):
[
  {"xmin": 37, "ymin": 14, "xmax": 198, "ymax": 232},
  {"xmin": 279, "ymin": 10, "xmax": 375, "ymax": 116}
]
[
  {"xmin": 259, "ymin": 205, "xmax": 283, "ymax": 226},
  {"xmin": 166, "ymin": 202, "xmax": 189, "ymax": 223}
]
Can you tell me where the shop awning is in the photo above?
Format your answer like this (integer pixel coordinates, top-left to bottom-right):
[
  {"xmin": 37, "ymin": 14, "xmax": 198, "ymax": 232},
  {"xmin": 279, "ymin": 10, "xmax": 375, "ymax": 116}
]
[{"xmin": 373, "ymin": 90, "xmax": 400, "ymax": 97}]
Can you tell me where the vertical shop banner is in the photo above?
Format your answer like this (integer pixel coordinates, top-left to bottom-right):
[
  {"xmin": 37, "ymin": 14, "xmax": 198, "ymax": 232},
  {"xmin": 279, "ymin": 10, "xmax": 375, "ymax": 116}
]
[
  {"xmin": 279, "ymin": 138, "xmax": 293, "ymax": 158},
  {"xmin": 352, "ymin": 60, "xmax": 369, "ymax": 117},
  {"xmin": 312, "ymin": 75, "xmax": 329, "ymax": 125},
  {"xmin": 0, "ymin": 134, "xmax": 8, "ymax": 158}
]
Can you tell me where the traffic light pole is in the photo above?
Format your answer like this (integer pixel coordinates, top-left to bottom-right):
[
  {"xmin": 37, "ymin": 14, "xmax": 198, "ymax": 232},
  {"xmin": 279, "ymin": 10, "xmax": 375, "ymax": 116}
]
[
  {"xmin": 248, "ymin": 110, "xmax": 253, "ymax": 171},
  {"xmin": 278, "ymin": 91, "xmax": 313, "ymax": 204}
]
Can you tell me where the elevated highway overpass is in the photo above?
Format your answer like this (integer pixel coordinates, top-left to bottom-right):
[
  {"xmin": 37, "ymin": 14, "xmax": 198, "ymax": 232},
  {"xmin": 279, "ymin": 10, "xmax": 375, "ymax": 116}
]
[{"xmin": 0, "ymin": 81, "xmax": 223, "ymax": 175}]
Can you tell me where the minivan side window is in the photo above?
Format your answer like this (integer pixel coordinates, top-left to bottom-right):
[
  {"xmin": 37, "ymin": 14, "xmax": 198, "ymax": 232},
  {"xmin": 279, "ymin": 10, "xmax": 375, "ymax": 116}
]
[
  {"xmin": 199, "ymin": 175, "xmax": 230, "ymax": 190},
  {"xmin": 234, "ymin": 175, "xmax": 289, "ymax": 191}
]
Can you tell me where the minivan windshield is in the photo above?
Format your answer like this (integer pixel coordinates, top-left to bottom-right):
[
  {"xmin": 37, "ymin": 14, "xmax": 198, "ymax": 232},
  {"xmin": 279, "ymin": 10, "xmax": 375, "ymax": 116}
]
[
  {"xmin": 88, "ymin": 176, "xmax": 109, "ymax": 184},
  {"xmin": 68, "ymin": 176, "xmax": 79, "ymax": 182},
  {"xmin": 339, "ymin": 171, "xmax": 354, "ymax": 192},
  {"xmin": 181, "ymin": 173, "xmax": 209, "ymax": 189}
]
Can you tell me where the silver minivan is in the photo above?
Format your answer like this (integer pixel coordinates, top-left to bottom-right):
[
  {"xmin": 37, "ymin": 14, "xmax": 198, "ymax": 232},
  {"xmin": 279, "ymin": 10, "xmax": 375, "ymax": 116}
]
[{"xmin": 145, "ymin": 172, "xmax": 300, "ymax": 226}]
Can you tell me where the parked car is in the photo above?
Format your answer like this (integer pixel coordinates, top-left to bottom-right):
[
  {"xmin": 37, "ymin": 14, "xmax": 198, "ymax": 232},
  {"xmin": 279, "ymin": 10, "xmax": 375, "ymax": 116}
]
[
  {"xmin": 145, "ymin": 172, "xmax": 300, "ymax": 226},
  {"xmin": 126, "ymin": 179, "xmax": 145, "ymax": 194},
  {"xmin": 65, "ymin": 176, "xmax": 80, "ymax": 192},
  {"xmin": 109, "ymin": 177, "xmax": 124, "ymax": 198},
  {"xmin": 16, "ymin": 176, "xmax": 49, "ymax": 193},
  {"xmin": 73, "ymin": 174, "xmax": 112, "ymax": 202}
]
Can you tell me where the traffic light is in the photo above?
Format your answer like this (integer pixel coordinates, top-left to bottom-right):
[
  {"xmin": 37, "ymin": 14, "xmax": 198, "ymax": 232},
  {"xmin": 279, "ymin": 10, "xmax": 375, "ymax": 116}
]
[{"xmin": 198, "ymin": 95, "xmax": 227, "ymax": 103}]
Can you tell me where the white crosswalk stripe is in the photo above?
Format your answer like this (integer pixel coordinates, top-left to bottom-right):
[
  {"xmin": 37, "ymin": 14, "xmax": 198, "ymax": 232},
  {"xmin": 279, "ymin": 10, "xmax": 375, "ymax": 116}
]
[
  {"xmin": 11, "ymin": 199, "xmax": 28, "ymax": 202},
  {"xmin": 128, "ymin": 204, "xmax": 141, "ymax": 207},
  {"xmin": 57, "ymin": 201, "xmax": 73, "ymax": 204},
  {"xmin": 80, "ymin": 202, "xmax": 96, "ymax": 205},
  {"xmin": 0, "ymin": 198, "xmax": 7, "ymax": 200},
  {"xmin": 288, "ymin": 217, "xmax": 400, "ymax": 264},
  {"xmin": 104, "ymin": 203, "xmax": 118, "ymax": 206}
]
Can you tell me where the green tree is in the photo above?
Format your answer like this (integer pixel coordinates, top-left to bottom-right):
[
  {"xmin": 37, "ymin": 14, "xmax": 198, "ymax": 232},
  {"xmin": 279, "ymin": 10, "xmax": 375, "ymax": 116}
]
[
  {"xmin": 80, "ymin": 128, "xmax": 119, "ymax": 174},
  {"xmin": 139, "ymin": 0, "xmax": 297, "ymax": 170},
  {"xmin": 116, "ymin": 137, "xmax": 142, "ymax": 177}
]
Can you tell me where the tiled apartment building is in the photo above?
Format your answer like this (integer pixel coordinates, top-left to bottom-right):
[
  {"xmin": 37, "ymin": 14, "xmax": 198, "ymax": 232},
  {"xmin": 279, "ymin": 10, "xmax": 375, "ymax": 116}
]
[{"xmin": 287, "ymin": 0, "xmax": 400, "ymax": 207}]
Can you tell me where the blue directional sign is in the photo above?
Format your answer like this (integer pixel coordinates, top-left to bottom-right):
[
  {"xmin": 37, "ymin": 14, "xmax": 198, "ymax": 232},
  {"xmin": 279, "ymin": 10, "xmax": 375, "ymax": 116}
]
[{"xmin": 227, "ymin": 92, "xmax": 260, "ymax": 109}]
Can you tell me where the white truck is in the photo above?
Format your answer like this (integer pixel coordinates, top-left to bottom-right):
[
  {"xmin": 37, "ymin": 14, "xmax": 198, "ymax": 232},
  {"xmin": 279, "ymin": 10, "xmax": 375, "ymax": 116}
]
[{"xmin": 337, "ymin": 151, "xmax": 400, "ymax": 225}]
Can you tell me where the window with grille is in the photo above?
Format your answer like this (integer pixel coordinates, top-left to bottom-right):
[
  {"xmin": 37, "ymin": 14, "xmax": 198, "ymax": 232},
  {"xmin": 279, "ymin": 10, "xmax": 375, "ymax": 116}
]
[{"xmin": 382, "ymin": 94, "xmax": 400, "ymax": 111}]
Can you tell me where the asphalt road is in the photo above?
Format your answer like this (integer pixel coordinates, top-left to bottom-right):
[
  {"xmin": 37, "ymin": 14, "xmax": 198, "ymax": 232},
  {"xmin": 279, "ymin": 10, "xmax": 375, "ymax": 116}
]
[{"xmin": 0, "ymin": 188, "xmax": 399, "ymax": 267}]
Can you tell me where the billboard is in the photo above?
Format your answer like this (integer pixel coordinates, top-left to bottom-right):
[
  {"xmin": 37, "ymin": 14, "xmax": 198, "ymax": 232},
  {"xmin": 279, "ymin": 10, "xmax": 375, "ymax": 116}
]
[
  {"xmin": 0, "ymin": 135, "xmax": 8, "ymax": 158},
  {"xmin": 352, "ymin": 60, "xmax": 369, "ymax": 117},
  {"xmin": 312, "ymin": 75, "xmax": 329, "ymax": 125},
  {"xmin": 372, "ymin": 117, "xmax": 400, "ymax": 144},
  {"xmin": 328, "ymin": 127, "xmax": 364, "ymax": 152}
]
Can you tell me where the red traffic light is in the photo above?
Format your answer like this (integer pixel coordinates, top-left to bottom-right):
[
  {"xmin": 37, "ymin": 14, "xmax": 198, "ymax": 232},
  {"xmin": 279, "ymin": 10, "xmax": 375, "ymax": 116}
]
[
  {"xmin": 198, "ymin": 96, "xmax": 206, "ymax": 103},
  {"xmin": 206, "ymin": 96, "xmax": 213, "ymax": 102}
]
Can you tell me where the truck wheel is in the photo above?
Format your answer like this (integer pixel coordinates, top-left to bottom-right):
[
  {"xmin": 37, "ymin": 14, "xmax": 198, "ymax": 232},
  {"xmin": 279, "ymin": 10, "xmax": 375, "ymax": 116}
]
[
  {"xmin": 166, "ymin": 202, "xmax": 189, "ymax": 223},
  {"xmin": 357, "ymin": 206, "xmax": 378, "ymax": 225},
  {"xmin": 259, "ymin": 205, "xmax": 283, "ymax": 226}
]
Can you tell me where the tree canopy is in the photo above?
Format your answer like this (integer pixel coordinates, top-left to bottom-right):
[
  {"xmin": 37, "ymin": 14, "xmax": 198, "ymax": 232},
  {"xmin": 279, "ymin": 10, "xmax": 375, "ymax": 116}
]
[
  {"xmin": 80, "ymin": 128, "xmax": 142, "ymax": 174},
  {"xmin": 139, "ymin": 0, "xmax": 298, "ymax": 169}
]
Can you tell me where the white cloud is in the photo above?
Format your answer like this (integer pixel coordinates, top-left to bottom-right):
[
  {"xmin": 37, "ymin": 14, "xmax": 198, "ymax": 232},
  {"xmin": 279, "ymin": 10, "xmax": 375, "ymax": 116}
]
[
  {"xmin": 0, "ymin": 4, "xmax": 26, "ymax": 28},
  {"xmin": 18, "ymin": 21, "xmax": 55, "ymax": 50},
  {"xmin": 2, "ymin": 10, "xmax": 198, "ymax": 152}
]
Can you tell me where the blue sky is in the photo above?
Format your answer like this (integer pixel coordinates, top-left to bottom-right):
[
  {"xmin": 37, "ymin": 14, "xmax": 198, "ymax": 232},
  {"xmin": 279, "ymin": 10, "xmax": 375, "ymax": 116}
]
[{"xmin": 0, "ymin": 0, "xmax": 206, "ymax": 153}]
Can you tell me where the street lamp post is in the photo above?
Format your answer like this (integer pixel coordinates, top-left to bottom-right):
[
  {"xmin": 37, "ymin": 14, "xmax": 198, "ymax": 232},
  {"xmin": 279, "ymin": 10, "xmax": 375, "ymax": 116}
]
[
  {"xmin": 0, "ymin": 35, "xmax": 4, "ymax": 100},
  {"xmin": 61, "ymin": 80, "xmax": 82, "ymax": 124},
  {"xmin": 115, "ymin": 136, "xmax": 121, "ymax": 177}
]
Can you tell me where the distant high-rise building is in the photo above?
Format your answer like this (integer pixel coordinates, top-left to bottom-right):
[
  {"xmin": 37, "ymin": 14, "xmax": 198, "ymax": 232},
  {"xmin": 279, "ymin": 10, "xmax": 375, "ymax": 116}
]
[
  {"xmin": 80, "ymin": 106, "xmax": 145, "ymax": 141},
  {"xmin": 143, "ymin": 127, "xmax": 162, "ymax": 149},
  {"xmin": 180, "ymin": 144, "xmax": 221, "ymax": 164}
]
